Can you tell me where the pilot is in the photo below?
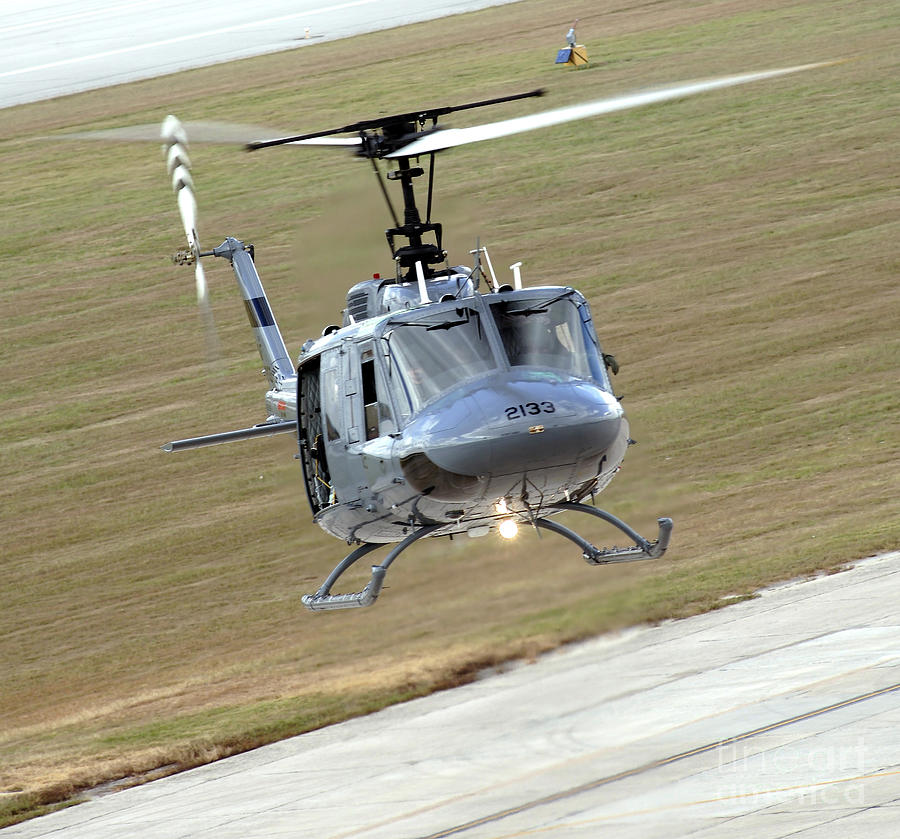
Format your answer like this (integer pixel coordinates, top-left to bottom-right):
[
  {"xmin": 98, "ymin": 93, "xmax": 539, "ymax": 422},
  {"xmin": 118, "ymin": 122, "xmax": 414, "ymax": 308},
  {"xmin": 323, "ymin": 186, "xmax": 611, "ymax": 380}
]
[
  {"xmin": 406, "ymin": 364, "xmax": 425, "ymax": 386},
  {"xmin": 534, "ymin": 307, "xmax": 573, "ymax": 366},
  {"xmin": 494, "ymin": 310, "xmax": 525, "ymax": 364},
  {"xmin": 501, "ymin": 310, "xmax": 570, "ymax": 368}
]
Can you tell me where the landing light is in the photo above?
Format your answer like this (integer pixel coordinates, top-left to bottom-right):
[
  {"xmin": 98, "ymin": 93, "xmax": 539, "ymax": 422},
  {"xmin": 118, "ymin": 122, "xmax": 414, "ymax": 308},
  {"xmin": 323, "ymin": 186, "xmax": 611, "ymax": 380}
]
[{"xmin": 498, "ymin": 519, "xmax": 519, "ymax": 540}]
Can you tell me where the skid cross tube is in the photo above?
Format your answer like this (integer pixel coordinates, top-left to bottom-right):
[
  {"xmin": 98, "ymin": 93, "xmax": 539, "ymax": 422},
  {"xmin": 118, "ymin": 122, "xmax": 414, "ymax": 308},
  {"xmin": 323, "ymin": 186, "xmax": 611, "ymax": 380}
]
[
  {"xmin": 541, "ymin": 503, "xmax": 673, "ymax": 564},
  {"xmin": 302, "ymin": 524, "xmax": 443, "ymax": 611}
]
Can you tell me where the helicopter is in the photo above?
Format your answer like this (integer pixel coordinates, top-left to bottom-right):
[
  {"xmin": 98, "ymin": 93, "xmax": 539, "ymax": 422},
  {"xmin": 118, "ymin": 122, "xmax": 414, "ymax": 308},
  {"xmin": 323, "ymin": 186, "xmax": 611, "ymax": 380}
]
[{"xmin": 157, "ymin": 61, "xmax": 832, "ymax": 610}]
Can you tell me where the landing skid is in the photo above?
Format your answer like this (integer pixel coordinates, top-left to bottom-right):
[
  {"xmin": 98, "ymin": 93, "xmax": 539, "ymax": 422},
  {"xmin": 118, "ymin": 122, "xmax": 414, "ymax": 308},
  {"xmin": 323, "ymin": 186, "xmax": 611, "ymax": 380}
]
[
  {"xmin": 302, "ymin": 505, "xmax": 672, "ymax": 611},
  {"xmin": 539, "ymin": 502, "xmax": 672, "ymax": 564},
  {"xmin": 302, "ymin": 524, "xmax": 443, "ymax": 611}
]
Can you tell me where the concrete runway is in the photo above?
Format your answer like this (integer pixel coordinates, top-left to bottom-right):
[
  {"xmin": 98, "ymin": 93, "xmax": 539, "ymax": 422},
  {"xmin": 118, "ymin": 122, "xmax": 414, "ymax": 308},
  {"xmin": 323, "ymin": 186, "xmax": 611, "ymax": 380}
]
[
  {"xmin": 8, "ymin": 550, "xmax": 899, "ymax": 838},
  {"xmin": 0, "ymin": 0, "xmax": 521, "ymax": 109}
]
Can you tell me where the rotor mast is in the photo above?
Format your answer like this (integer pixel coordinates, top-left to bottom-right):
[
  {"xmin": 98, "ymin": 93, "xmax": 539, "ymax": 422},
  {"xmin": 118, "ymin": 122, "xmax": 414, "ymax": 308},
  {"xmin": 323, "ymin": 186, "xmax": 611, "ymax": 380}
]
[
  {"xmin": 247, "ymin": 89, "xmax": 545, "ymax": 278},
  {"xmin": 383, "ymin": 152, "xmax": 443, "ymax": 276}
]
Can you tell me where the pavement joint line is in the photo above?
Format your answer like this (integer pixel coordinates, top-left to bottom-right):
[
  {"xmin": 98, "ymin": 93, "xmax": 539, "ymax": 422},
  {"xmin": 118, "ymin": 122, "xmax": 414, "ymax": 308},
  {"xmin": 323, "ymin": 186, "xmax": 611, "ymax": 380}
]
[
  {"xmin": 412, "ymin": 681, "xmax": 900, "ymax": 839},
  {"xmin": 483, "ymin": 768, "xmax": 900, "ymax": 838}
]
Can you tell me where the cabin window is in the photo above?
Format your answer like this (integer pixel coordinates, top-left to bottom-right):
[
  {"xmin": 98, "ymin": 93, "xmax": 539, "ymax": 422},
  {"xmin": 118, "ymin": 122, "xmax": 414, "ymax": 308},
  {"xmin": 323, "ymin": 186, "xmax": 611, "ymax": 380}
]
[
  {"xmin": 361, "ymin": 356, "xmax": 378, "ymax": 439},
  {"xmin": 386, "ymin": 308, "xmax": 496, "ymax": 412},
  {"xmin": 298, "ymin": 356, "xmax": 333, "ymax": 512},
  {"xmin": 359, "ymin": 345, "xmax": 394, "ymax": 440},
  {"xmin": 321, "ymin": 353, "xmax": 343, "ymax": 442},
  {"xmin": 490, "ymin": 298, "xmax": 597, "ymax": 381}
]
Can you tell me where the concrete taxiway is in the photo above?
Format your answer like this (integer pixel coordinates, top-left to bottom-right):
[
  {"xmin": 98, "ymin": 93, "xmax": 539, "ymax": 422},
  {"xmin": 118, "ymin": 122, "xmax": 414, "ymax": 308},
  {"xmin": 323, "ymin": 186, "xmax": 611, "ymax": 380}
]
[
  {"xmin": 0, "ymin": 0, "xmax": 521, "ymax": 109},
  {"xmin": 7, "ymin": 550, "xmax": 899, "ymax": 838}
]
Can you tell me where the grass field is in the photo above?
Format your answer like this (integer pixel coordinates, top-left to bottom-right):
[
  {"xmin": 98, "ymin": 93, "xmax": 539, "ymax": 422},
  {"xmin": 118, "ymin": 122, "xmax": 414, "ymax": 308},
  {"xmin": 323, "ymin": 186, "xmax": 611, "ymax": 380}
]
[{"xmin": 1, "ymin": 0, "xmax": 898, "ymax": 825}]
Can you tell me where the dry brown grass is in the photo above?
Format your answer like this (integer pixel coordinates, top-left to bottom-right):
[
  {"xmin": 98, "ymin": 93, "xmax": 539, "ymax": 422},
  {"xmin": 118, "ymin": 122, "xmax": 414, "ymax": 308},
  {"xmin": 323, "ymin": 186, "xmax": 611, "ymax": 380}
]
[{"xmin": 1, "ymin": 0, "xmax": 898, "ymax": 822}]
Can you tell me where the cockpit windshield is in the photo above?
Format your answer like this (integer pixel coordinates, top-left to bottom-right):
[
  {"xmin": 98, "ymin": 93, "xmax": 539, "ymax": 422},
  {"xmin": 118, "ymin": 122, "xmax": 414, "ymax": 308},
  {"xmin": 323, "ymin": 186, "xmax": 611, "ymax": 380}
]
[
  {"xmin": 490, "ymin": 296, "xmax": 600, "ymax": 381},
  {"xmin": 385, "ymin": 307, "xmax": 496, "ymax": 412}
]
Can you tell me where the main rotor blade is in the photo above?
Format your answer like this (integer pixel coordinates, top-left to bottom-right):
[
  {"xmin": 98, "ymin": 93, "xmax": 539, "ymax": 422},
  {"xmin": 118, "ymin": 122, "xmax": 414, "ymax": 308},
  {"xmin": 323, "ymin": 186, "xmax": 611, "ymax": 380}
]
[
  {"xmin": 245, "ymin": 89, "xmax": 544, "ymax": 151},
  {"xmin": 286, "ymin": 136, "xmax": 363, "ymax": 147},
  {"xmin": 386, "ymin": 62, "xmax": 838, "ymax": 158},
  {"xmin": 55, "ymin": 120, "xmax": 363, "ymax": 148},
  {"xmin": 57, "ymin": 120, "xmax": 289, "ymax": 144}
]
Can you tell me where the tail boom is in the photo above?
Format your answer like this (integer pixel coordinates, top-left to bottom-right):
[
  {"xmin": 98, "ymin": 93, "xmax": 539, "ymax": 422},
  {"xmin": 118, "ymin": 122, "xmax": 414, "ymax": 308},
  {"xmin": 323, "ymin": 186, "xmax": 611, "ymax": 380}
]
[{"xmin": 210, "ymin": 237, "xmax": 295, "ymax": 390}]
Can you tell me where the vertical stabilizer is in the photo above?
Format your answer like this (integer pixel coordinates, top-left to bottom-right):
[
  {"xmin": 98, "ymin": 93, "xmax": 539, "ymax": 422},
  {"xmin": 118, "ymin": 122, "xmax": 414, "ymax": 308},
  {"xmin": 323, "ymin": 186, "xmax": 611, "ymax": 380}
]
[{"xmin": 212, "ymin": 237, "xmax": 294, "ymax": 389}]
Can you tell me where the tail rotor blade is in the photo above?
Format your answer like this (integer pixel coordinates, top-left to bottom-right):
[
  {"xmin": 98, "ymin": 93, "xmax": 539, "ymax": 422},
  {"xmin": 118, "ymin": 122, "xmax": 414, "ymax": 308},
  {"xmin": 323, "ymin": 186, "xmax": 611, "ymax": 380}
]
[
  {"xmin": 194, "ymin": 259, "xmax": 208, "ymax": 309},
  {"xmin": 174, "ymin": 174, "xmax": 199, "ymax": 258},
  {"xmin": 161, "ymin": 114, "xmax": 188, "ymax": 147},
  {"xmin": 161, "ymin": 114, "xmax": 220, "ymax": 365},
  {"xmin": 163, "ymin": 116, "xmax": 200, "ymax": 255}
]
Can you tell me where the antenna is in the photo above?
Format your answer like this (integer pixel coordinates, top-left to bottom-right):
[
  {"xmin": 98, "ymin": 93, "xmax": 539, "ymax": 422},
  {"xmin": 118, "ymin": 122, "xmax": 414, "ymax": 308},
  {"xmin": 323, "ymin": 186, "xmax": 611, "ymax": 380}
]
[
  {"xmin": 481, "ymin": 246, "xmax": 498, "ymax": 291},
  {"xmin": 510, "ymin": 261, "xmax": 523, "ymax": 290},
  {"xmin": 415, "ymin": 262, "xmax": 429, "ymax": 305}
]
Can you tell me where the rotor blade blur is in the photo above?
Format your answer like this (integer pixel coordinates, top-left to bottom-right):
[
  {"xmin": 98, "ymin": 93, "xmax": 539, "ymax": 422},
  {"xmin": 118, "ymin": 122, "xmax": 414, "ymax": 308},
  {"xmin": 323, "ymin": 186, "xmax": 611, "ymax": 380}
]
[
  {"xmin": 160, "ymin": 114, "xmax": 222, "ymax": 368},
  {"xmin": 194, "ymin": 259, "xmax": 208, "ymax": 307},
  {"xmin": 57, "ymin": 120, "xmax": 289, "ymax": 144},
  {"xmin": 386, "ymin": 62, "xmax": 838, "ymax": 158},
  {"xmin": 195, "ymin": 258, "xmax": 222, "ymax": 365},
  {"xmin": 247, "ymin": 134, "xmax": 364, "ymax": 150}
]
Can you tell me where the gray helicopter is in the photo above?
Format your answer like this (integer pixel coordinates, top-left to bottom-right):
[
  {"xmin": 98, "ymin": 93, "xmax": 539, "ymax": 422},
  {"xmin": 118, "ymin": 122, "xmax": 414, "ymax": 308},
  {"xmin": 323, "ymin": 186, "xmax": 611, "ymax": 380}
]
[{"xmin": 160, "ymin": 62, "xmax": 830, "ymax": 610}]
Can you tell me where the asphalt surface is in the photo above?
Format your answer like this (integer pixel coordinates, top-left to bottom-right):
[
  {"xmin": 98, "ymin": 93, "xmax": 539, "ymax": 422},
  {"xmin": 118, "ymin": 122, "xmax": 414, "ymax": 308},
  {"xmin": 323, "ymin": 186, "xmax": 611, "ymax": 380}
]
[
  {"xmin": 0, "ymin": 0, "xmax": 522, "ymax": 109},
  {"xmin": 7, "ymin": 550, "xmax": 899, "ymax": 838}
]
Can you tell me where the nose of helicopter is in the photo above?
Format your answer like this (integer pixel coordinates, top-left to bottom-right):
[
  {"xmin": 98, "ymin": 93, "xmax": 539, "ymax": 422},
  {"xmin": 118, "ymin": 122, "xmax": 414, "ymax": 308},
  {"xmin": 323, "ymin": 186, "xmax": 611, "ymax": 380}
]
[{"xmin": 400, "ymin": 374, "xmax": 625, "ymax": 498}]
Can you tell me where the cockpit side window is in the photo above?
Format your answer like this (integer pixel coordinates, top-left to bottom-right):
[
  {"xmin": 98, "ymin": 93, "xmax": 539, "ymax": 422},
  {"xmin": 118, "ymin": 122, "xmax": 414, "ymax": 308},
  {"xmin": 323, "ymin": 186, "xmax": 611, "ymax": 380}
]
[
  {"xmin": 578, "ymin": 303, "xmax": 613, "ymax": 392},
  {"xmin": 491, "ymin": 298, "xmax": 594, "ymax": 379},
  {"xmin": 385, "ymin": 308, "xmax": 496, "ymax": 413}
]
